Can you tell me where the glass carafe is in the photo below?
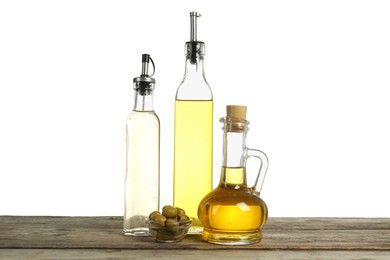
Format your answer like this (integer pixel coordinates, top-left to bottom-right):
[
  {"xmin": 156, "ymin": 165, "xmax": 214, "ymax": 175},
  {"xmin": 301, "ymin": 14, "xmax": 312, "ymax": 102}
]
[{"xmin": 198, "ymin": 105, "xmax": 268, "ymax": 245}]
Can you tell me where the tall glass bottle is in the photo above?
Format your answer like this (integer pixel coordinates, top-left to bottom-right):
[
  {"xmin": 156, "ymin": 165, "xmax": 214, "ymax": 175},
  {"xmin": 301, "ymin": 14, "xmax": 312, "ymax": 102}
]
[
  {"xmin": 124, "ymin": 54, "xmax": 160, "ymax": 236},
  {"xmin": 174, "ymin": 12, "xmax": 213, "ymax": 234},
  {"xmin": 198, "ymin": 105, "xmax": 269, "ymax": 245}
]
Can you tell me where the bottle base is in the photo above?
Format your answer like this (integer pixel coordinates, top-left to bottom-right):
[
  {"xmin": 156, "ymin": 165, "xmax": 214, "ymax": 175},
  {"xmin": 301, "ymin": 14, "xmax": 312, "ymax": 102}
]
[
  {"xmin": 202, "ymin": 228, "xmax": 263, "ymax": 245},
  {"xmin": 123, "ymin": 228, "xmax": 150, "ymax": 237}
]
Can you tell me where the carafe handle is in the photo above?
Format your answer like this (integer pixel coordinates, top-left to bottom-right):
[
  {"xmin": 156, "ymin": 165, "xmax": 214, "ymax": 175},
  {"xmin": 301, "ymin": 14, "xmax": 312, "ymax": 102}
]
[{"xmin": 246, "ymin": 148, "xmax": 268, "ymax": 195}]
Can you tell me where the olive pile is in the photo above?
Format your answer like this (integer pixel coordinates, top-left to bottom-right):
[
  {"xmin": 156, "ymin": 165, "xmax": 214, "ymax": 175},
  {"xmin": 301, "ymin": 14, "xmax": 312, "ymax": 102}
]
[{"xmin": 148, "ymin": 205, "xmax": 191, "ymax": 242}]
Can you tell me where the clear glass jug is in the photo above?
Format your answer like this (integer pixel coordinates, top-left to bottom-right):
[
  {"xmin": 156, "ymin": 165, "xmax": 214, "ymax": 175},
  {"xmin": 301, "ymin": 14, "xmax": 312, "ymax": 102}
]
[{"xmin": 198, "ymin": 105, "xmax": 268, "ymax": 245}]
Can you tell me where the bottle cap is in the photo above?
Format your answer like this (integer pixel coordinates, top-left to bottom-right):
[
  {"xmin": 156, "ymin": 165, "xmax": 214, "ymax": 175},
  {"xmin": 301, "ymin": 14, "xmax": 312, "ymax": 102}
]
[
  {"xmin": 224, "ymin": 105, "xmax": 248, "ymax": 133},
  {"xmin": 227, "ymin": 105, "xmax": 247, "ymax": 120}
]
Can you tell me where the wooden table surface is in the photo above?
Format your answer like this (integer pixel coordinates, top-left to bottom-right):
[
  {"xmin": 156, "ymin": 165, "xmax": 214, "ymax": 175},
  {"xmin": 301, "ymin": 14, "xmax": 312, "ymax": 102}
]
[{"xmin": 0, "ymin": 216, "xmax": 389, "ymax": 259}]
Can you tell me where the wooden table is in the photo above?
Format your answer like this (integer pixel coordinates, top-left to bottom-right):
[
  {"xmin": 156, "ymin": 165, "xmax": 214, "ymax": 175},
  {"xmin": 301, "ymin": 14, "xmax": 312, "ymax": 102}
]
[{"xmin": 0, "ymin": 216, "xmax": 389, "ymax": 259}]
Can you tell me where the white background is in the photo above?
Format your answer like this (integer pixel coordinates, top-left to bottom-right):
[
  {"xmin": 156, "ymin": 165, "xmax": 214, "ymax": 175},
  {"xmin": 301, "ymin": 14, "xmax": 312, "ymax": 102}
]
[{"xmin": 1, "ymin": 0, "xmax": 389, "ymax": 217}]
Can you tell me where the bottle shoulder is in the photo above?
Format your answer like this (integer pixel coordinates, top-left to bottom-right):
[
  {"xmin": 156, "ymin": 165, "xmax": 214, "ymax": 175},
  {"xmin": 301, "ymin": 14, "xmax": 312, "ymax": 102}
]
[
  {"xmin": 176, "ymin": 80, "xmax": 213, "ymax": 100},
  {"xmin": 127, "ymin": 111, "xmax": 160, "ymax": 123},
  {"xmin": 199, "ymin": 186, "xmax": 267, "ymax": 207}
]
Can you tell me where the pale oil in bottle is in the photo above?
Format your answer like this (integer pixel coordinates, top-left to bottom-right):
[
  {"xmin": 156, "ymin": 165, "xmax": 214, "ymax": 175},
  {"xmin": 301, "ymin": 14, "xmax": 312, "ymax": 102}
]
[
  {"xmin": 174, "ymin": 99, "xmax": 213, "ymax": 229},
  {"xmin": 173, "ymin": 12, "xmax": 213, "ymax": 234}
]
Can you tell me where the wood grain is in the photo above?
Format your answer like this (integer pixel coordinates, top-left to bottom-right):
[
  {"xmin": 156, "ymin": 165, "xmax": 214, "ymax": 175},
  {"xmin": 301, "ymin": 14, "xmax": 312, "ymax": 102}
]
[
  {"xmin": 1, "ymin": 249, "xmax": 390, "ymax": 260},
  {"xmin": 1, "ymin": 216, "xmax": 389, "ymax": 259}
]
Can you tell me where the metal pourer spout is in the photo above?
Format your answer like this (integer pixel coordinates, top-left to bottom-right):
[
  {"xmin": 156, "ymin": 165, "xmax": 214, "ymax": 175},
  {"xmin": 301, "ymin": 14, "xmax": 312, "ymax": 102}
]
[
  {"xmin": 190, "ymin": 12, "xmax": 201, "ymax": 42},
  {"xmin": 141, "ymin": 54, "xmax": 151, "ymax": 76},
  {"xmin": 137, "ymin": 53, "xmax": 155, "ymax": 79},
  {"xmin": 187, "ymin": 12, "xmax": 205, "ymax": 65},
  {"xmin": 133, "ymin": 53, "xmax": 155, "ymax": 95}
]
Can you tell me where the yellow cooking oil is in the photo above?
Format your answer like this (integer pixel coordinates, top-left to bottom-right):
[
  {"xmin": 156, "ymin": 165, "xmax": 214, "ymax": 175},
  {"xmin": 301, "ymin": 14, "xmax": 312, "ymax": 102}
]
[
  {"xmin": 173, "ymin": 99, "xmax": 213, "ymax": 233},
  {"xmin": 198, "ymin": 167, "xmax": 268, "ymax": 244}
]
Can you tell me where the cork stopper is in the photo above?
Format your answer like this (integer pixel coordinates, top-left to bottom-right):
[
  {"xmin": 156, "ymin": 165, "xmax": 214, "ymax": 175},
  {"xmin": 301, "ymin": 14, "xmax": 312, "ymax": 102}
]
[
  {"xmin": 226, "ymin": 105, "xmax": 248, "ymax": 132},
  {"xmin": 227, "ymin": 105, "xmax": 247, "ymax": 119}
]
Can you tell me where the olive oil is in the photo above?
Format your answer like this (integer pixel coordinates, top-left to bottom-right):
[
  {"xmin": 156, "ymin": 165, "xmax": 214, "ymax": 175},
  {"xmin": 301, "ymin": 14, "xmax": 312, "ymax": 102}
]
[
  {"xmin": 198, "ymin": 167, "xmax": 267, "ymax": 244},
  {"xmin": 174, "ymin": 100, "xmax": 213, "ymax": 230}
]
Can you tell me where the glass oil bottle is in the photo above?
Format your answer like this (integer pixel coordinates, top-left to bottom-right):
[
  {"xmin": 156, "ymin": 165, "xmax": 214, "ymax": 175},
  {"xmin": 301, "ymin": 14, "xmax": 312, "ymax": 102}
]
[
  {"xmin": 174, "ymin": 12, "xmax": 213, "ymax": 234},
  {"xmin": 198, "ymin": 105, "xmax": 269, "ymax": 245},
  {"xmin": 124, "ymin": 54, "xmax": 160, "ymax": 236}
]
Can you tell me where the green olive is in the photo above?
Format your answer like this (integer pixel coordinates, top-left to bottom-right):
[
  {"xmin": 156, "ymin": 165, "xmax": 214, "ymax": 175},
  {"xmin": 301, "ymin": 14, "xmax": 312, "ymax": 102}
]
[
  {"xmin": 176, "ymin": 207, "xmax": 186, "ymax": 215},
  {"xmin": 162, "ymin": 205, "xmax": 178, "ymax": 218},
  {"xmin": 165, "ymin": 218, "xmax": 180, "ymax": 232},
  {"xmin": 178, "ymin": 214, "xmax": 190, "ymax": 223},
  {"xmin": 149, "ymin": 211, "xmax": 161, "ymax": 220},
  {"xmin": 155, "ymin": 230, "xmax": 183, "ymax": 241},
  {"xmin": 152, "ymin": 214, "xmax": 167, "ymax": 227},
  {"xmin": 155, "ymin": 231, "xmax": 172, "ymax": 241}
]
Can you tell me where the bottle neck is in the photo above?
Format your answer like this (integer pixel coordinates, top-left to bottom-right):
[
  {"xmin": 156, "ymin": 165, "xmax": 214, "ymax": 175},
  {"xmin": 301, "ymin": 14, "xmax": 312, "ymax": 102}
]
[
  {"xmin": 219, "ymin": 115, "xmax": 251, "ymax": 187},
  {"xmin": 219, "ymin": 130, "xmax": 248, "ymax": 187},
  {"xmin": 183, "ymin": 41, "xmax": 206, "ymax": 80},
  {"xmin": 133, "ymin": 89, "xmax": 154, "ymax": 111},
  {"xmin": 183, "ymin": 55, "xmax": 205, "ymax": 80},
  {"xmin": 222, "ymin": 131, "xmax": 247, "ymax": 168}
]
